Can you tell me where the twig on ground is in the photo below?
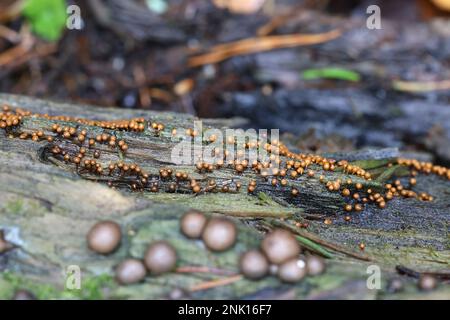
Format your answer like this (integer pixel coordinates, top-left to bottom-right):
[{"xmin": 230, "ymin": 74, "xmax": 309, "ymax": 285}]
[
  {"xmin": 0, "ymin": 0, "xmax": 23, "ymax": 23},
  {"xmin": 213, "ymin": 210, "xmax": 293, "ymax": 218},
  {"xmin": 267, "ymin": 219, "xmax": 373, "ymax": 261},
  {"xmin": 176, "ymin": 266, "xmax": 236, "ymax": 276},
  {"xmin": 188, "ymin": 29, "xmax": 342, "ymax": 67},
  {"xmin": 189, "ymin": 274, "xmax": 243, "ymax": 292},
  {"xmin": 392, "ymin": 80, "xmax": 450, "ymax": 92},
  {"xmin": 0, "ymin": 25, "xmax": 21, "ymax": 43},
  {"xmin": 396, "ymin": 265, "xmax": 450, "ymax": 280}
]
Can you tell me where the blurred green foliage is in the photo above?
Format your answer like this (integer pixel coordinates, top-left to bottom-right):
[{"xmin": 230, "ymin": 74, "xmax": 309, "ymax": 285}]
[
  {"xmin": 22, "ymin": 0, "xmax": 67, "ymax": 41},
  {"xmin": 302, "ymin": 67, "xmax": 361, "ymax": 82}
]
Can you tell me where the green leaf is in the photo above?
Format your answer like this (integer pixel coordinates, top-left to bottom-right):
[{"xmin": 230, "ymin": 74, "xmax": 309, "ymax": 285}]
[
  {"xmin": 375, "ymin": 165, "xmax": 399, "ymax": 182},
  {"xmin": 349, "ymin": 159, "xmax": 393, "ymax": 170},
  {"xmin": 296, "ymin": 236, "xmax": 334, "ymax": 259},
  {"xmin": 22, "ymin": 0, "xmax": 67, "ymax": 41},
  {"xmin": 257, "ymin": 191, "xmax": 270, "ymax": 203},
  {"xmin": 302, "ymin": 67, "xmax": 361, "ymax": 82}
]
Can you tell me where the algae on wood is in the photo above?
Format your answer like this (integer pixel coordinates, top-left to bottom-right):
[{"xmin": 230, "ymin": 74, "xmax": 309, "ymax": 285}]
[{"xmin": 0, "ymin": 94, "xmax": 448, "ymax": 300}]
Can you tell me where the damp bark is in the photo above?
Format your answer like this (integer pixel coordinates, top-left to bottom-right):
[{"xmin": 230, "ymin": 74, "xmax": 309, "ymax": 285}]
[{"xmin": 0, "ymin": 94, "xmax": 448, "ymax": 300}]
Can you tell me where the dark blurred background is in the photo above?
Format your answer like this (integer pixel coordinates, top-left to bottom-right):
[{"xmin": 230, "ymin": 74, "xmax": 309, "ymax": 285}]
[{"xmin": 1, "ymin": 0, "xmax": 450, "ymax": 162}]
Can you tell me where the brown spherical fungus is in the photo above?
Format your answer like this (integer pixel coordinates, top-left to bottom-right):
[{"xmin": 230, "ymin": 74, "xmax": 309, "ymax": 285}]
[
  {"xmin": 13, "ymin": 290, "xmax": 37, "ymax": 300},
  {"xmin": 278, "ymin": 258, "xmax": 307, "ymax": 283},
  {"xmin": 144, "ymin": 241, "xmax": 177, "ymax": 275},
  {"xmin": 87, "ymin": 221, "xmax": 121, "ymax": 254},
  {"xmin": 418, "ymin": 275, "xmax": 438, "ymax": 291},
  {"xmin": 387, "ymin": 278, "xmax": 404, "ymax": 293},
  {"xmin": 168, "ymin": 288, "xmax": 189, "ymax": 300},
  {"xmin": 306, "ymin": 255, "xmax": 326, "ymax": 276},
  {"xmin": 202, "ymin": 217, "xmax": 237, "ymax": 252},
  {"xmin": 115, "ymin": 259, "xmax": 147, "ymax": 285},
  {"xmin": 269, "ymin": 264, "xmax": 279, "ymax": 276},
  {"xmin": 261, "ymin": 229, "xmax": 301, "ymax": 264},
  {"xmin": 239, "ymin": 250, "xmax": 269, "ymax": 280},
  {"xmin": 180, "ymin": 209, "xmax": 207, "ymax": 239}
]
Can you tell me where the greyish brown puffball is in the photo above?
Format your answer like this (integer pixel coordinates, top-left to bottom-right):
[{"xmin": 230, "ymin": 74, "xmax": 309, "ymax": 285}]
[
  {"xmin": 13, "ymin": 290, "xmax": 37, "ymax": 300},
  {"xmin": 387, "ymin": 278, "xmax": 404, "ymax": 293},
  {"xmin": 269, "ymin": 264, "xmax": 279, "ymax": 276},
  {"xmin": 239, "ymin": 249, "xmax": 269, "ymax": 280},
  {"xmin": 418, "ymin": 275, "xmax": 438, "ymax": 291},
  {"xmin": 87, "ymin": 221, "xmax": 121, "ymax": 254},
  {"xmin": 202, "ymin": 217, "xmax": 237, "ymax": 252},
  {"xmin": 180, "ymin": 209, "xmax": 207, "ymax": 239},
  {"xmin": 278, "ymin": 258, "xmax": 307, "ymax": 283},
  {"xmin": 261, "ymin": 229, "xmax": 301, "ymax": 264},
  {"xmin": 306, "ymin": 255, "xmax": 326, "ymax": 276},
  {"xmin": 144, "ymin": 241, "xmax": 177, "ymax": 275},
  {"xmin": 168, "ymin": 288, "xmax": 189, "ymax": 300},
  {"xmin": 115, "ymin": 259, "xmax": 147, "ymax": 285}
]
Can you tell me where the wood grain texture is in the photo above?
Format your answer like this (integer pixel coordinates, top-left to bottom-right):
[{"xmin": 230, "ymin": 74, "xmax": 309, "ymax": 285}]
[{"xmin": 0, "ymin": 94, "xmax": 448, "ymax": 299}]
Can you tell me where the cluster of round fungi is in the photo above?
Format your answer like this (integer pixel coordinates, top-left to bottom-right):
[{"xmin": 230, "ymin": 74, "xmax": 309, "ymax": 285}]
[
  {"xmin": 3, "ymin": 104, "xmax": 447, "ymax": 296},
  {"xmin": 1, "ymin": 104, "xmax": 450, "ymax": 219},
  {"xmin": 240, "ymin": 229, "xmax": 325, "ymax": 283},
  {"xmin": 180, "ymin": 209, "xmax": 237, "ymax": 251},
  {"xmin": 148, "ymin": 147, "xmax": 447, "ymax": 220},
  {"xmin": 87, "ymin": 220, "xmax": 178, "ymax": 285},
  {"xmin": 85, "ymin": 209, "xmax": 325, "ymax": 287},
  {"xmin": 180, "ymin": 210, "xmax": 325, "ymax": 283},
  {"xmin": 85, "ymin": 211, "xmax": 239, "ymax": 286},
  {"xmin": 0, "ymin": 105, "xmax": 145, "ymax": 132}
]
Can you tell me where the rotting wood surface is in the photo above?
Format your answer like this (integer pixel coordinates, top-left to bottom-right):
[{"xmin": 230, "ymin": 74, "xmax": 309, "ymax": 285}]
[{"xmin": 0, "ymin": 94, "xmax": 448, "ymax": 299}]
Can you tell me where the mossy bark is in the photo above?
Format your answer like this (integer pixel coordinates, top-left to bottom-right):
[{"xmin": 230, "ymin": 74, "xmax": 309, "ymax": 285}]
[{"xmin": 0, "ymin": 94, "xmax": 448, "ymax": 300}]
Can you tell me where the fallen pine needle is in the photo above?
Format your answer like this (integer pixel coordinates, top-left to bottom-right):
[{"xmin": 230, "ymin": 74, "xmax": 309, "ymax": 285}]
[
  {"xmin": 188, "ymin": 29, "xmax": 342, "ymax": 67},
  {"xmin": 257, "ymin": 4, "xmax": 305, "ymax": 36},
  {"xmin": 213, "ymin": 209, "xmax": 293, "ymax": 218},
  {"xmin": 176, "ymin": 266, "xmax": 236, "ymax": 276},
  {"xmin": 190, "ymin": 274, "xmax": 243, "ymax": 292},
  {"xmin": 268, "ymin": 219, "xmax": 373, "ymax": 261},
  {"xmin": 0, "ymin": 38, "xmax": 34, "ymax": 67},
  {"xmin": 392, "ymin": 80, "xmax": 450, "ymax": 92},
  {"xmin": 396, "ymin": 265, "xmax": 450, "ymax": 280},
  {"xmin": 0, "ymin": 0, "xmax": 23, "ymax": 23},
  {"xmin": 296, "ymin": 235, "xmax": 334, "ymax": 259},
  {"xmin": 0, "ymin": 25, "xmax": 21, "ymax": 43}
]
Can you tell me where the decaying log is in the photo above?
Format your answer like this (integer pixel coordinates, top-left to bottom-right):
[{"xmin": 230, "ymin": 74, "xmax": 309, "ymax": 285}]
[
  {"xmin": 0, "ymin": 94, "xmax": 448, "ymax": 300},
  {"xmin": 200, "ymin": 12, "xmax": 450, "ymax": 163}
]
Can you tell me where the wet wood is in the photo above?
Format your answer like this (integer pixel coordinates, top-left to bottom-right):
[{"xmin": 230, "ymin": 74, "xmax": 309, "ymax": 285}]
[{"xmin": 0, "ymin": 94, "xmax": 448, "ymax": 299}]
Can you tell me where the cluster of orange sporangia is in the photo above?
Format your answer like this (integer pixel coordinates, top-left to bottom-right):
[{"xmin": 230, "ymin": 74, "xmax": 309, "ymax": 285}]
[
  {"xmin": 1, "ymin": 104, "xmax": 449, "ymax": 221},
  {"xmin": 1, "ymin": 105, "xmax": 146, "ymax": 132},
  {"xmin": 150, "ymin": 121, "xmax": 165, "ymax": 134},
  {"xmin": 397, "ymin": 158, "xmax": 450, "ymax": 180},
  {"xmin": 184, "ymin": 142, "xmax": 441, "ymax": 215}
]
